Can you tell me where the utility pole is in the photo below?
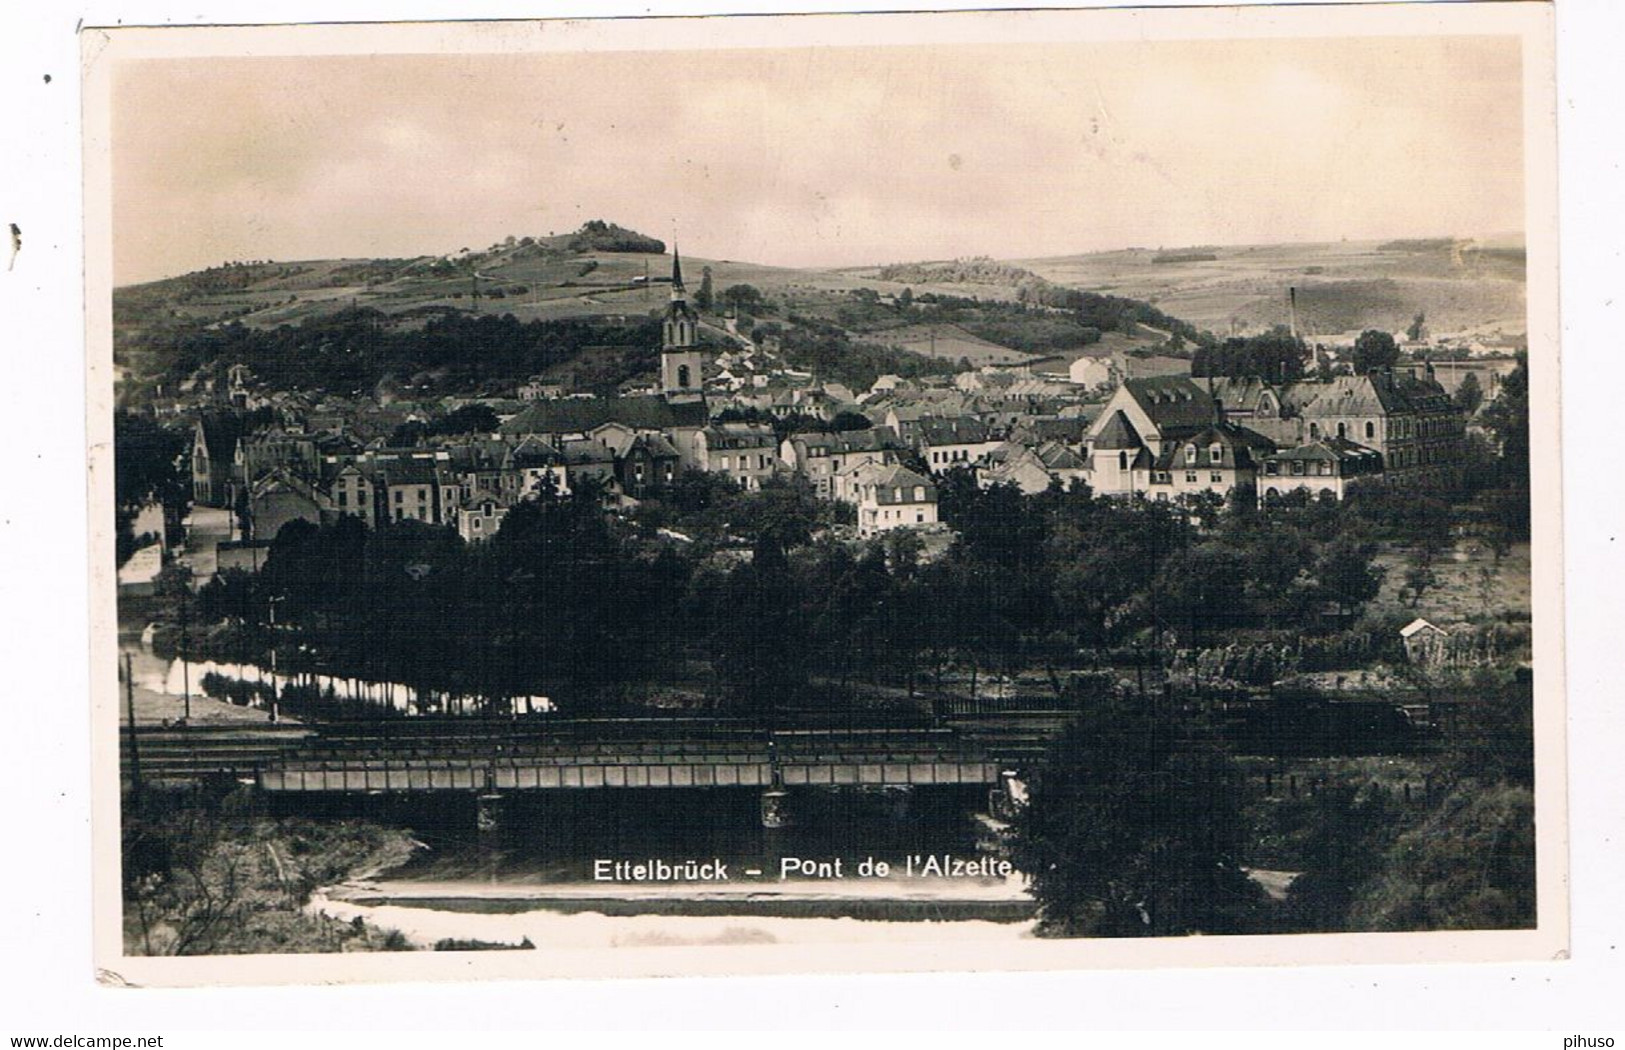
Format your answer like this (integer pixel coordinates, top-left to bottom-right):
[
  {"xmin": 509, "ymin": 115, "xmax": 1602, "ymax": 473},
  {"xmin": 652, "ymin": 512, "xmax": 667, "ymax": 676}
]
[
  {"xmin": 124, "ymin": 653, "xmax": 143, "ymax": 807},
  {"xmin": 268, "ymin": 596, "xmax": 282, "ymax": 723},
  {"xmin": 179, "ymin": 599, "xmax": 191, "ymax": 723}
]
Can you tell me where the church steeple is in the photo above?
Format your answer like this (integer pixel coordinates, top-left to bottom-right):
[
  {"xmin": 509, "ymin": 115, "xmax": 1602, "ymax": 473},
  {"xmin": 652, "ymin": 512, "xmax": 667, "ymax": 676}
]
[{"xmin": 660, "ymin": 245, "xmax": 703, "ymax": 400}]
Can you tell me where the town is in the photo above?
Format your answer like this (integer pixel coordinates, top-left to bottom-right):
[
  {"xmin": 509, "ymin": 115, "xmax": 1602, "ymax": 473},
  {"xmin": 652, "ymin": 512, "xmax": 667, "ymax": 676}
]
[
  {"xmin": 112, "ymin": 232, "xmax": 1535, "ymax": 951},
  {"xmin": 120, "ymin": 249, "xmax": 1510, "ymax": 584}
]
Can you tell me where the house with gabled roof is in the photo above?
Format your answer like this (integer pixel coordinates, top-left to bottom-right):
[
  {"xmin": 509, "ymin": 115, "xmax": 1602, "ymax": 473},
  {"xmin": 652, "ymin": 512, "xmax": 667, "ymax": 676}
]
[
  {"xmin": 1259, "ymin": 436, "xmax": 1384, "ymax": 503},
  {"xmin": 618, "ymin": 432, "xmax": 682, "ymax": 499},
  {"xmin": 780, "ymin": 428, "xmax": 908, "ymax": 500},
  {"xmin": 458, "ymin": 490, "xmax": 512, "ymax": 544},
  {"xmin": 841, "ymin": 463, "xmax": 938, "ymax": 537},
  {"xmin": 695, "ymin": 422, "xmax": 778, "ymax": 491},
  {"xmin": 1297, "ymin": 366, "xmax": 1464, "ymax": 474},
  {"xmin": 916, "ymin": 416, "xmax": 1002, "ymax": 473},
  {"xmin": 326, "ymin": 461, "xmax": 383, "ymax": 528},
  {"xmin": 247, "ymin": 468, "xmax": 331, "ymax": 541},
  {"xmin": 1141, "ymin": 423, "xmax": 1276, "ymax": 504}
]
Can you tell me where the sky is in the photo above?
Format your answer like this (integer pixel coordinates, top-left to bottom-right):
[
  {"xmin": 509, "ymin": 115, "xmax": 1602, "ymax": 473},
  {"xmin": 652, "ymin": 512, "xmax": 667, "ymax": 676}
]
[{"xmin": 109, "ymin": 31, "xmax": 1525, "ymax": 285}]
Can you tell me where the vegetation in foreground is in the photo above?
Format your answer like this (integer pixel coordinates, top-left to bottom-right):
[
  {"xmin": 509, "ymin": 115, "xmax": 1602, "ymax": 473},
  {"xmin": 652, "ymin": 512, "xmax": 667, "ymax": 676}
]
[
  {"xmin": 122, "ymin": 788, "xmax": 418, "ymax": 955},
  {"xmin": 1012, "ymin": 666, "xmax": 1535, "ymax": 937}
]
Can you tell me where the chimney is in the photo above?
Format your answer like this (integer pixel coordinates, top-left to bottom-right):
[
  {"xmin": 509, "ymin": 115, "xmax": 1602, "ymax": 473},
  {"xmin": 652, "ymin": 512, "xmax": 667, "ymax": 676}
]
[{"xmin": 1288, "ymin": 286, "xmax": 1299, "ymax": 340}]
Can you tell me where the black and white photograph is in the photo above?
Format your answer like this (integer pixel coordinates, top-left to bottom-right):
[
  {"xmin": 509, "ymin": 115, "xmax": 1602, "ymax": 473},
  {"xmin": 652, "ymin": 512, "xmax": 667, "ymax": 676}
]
[{"xmin": 83, "ymin": 1, "xmax": 1566, "ymax": 983}]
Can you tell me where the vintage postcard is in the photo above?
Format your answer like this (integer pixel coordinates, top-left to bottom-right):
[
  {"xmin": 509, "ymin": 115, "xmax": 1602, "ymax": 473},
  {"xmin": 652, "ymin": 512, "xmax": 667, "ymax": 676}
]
[{"xmin": 84, "ymin": 1, "xmax": 1565, "ymax": 985}]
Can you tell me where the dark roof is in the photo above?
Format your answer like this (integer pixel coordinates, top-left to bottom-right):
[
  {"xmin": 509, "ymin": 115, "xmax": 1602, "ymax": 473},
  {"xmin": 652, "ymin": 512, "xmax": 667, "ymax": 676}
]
[
  {"xmin": 500, "ymin": 396, "xmax": 708, "ymax": 436},
  {"xmin": 916, "ymin": 416, "xmax": 994, "ymax": 446},
  {"xmin": 628, "ymin": 433, "xmax": 681, "ymax": 459},
  {"xmin": 379, "ymin": 460, "xmax": 441, "ymax": 487},
  {"xmin": 196, "ymin": 413, "xmax": 243, "ymax": 461},
  {"xmin": 1036, "ymin": 441, "xmax": 1086, "ymax": 470},
  {"xmin": 1152, "ymin": 423, "xmax": 1277, "ymax": 470},
  {"xmin": 1300, "ymin": 372, "xmax": 1456, "ymax": 418},
  {"xmin": 854, "ymin": 464, "xmax": 937, "ymax": 505},
  {"xmin": 796, "ymin": 429, "xmax": 906, "ymax": 457},
  {"xmin": 1123, "ymin": 376, "xmax": 1218, "ymax": 434},
  {"xmin": 702, "ymin": 424, "xmax": 777, "ymax": 450},
  {"xmin": 509, "ymin": 439, "xmax": 563, "ymax": 468},
  {"xmin": 559, "ymin": 439, "xmax": 616, "ymax": 466},
  {"xmin": 1267, "ymin": 436, "xmax": 1384, "ymax": 464},
  {"xmin": 1092, "ymin": 410, "xmax": 1143, "ymax": 451},
  {"xmin": 1012, "ymin": 416, "xmax": 1093, "ymax": 445}
]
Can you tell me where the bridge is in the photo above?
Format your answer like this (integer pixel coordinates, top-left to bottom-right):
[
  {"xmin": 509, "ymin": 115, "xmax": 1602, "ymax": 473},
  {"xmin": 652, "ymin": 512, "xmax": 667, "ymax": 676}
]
[{"xmin": 119, "ymin": 717, "xmax": 1016, "ymax": 807}]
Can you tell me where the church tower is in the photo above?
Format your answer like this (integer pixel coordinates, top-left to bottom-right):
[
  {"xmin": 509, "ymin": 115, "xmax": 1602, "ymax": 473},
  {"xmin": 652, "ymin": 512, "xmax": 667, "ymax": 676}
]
[{"xmin": 660, "ymin": 248, "xmax": 705, "ymax": 401}]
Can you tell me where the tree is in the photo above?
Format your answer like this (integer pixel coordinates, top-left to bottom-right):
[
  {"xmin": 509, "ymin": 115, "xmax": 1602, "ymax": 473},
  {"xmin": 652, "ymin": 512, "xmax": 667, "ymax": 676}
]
[
  {"xmin": 1283, "ymin": 784, "xmax": 1403, "ymax": 932},
  {"xmin": 429, "ymin": 403, "xmax": 500, "ymax": 436},
  {"xmin": 114, "ymin": 410, "xmax": 186, "ymax": 564},
  {"xmin": 1480, "ymin": 353, "xmax": 1528, "ymax": 488},
  {"xmin": 1453, "ymin": 371, "xmax": 1484, "ymax": 415},
  {"xmin": 1314, "ymin": 534, "xmax": 1384, "ymax": 612},
  {"xmin": 1406, "ymin": 311, "xmax": 1428, "ymax": 343},
  {"xmin": 695, "ymin": 266, "xmax": 714, "ymax": 311},
  {"xmin": 720, "ymin": 284, "xmax": 765, "ymax": 313},
  {"xmin": 1009, "ymin": 683, "xmax": 1266, "ymax": 937},
  {"xmin": 1352, "ymin": 330, "xmax": 1400, "ymax": 375}
]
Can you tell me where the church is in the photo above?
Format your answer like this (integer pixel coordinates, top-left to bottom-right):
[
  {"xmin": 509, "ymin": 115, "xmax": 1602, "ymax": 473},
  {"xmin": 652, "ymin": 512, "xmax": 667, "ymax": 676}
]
[{"xmin": 659, "ymin": 248, "xmax": 706, "ymax": 402}]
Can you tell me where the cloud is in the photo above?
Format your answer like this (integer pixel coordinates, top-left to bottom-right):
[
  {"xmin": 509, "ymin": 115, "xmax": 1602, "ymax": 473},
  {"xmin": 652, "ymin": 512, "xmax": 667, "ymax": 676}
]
[{"xmin": 110, "ymin": 35, "xmax": 1523, "ymax": 284}]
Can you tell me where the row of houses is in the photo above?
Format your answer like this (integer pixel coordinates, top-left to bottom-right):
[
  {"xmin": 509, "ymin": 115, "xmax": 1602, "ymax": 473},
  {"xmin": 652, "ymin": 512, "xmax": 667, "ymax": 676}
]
[{"xmin": 1082, "ymin": 366, "xmax": 1465, "ymax": 503}]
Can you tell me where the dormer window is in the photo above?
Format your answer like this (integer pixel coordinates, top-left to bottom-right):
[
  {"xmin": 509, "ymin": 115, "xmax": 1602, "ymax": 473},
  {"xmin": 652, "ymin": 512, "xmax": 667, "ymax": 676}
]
[
  {"xmin": 1185, "ymin": 445, "xmax": 1197, "ymax": 465},
  {"xmin": 1209, "ymin": 443, "xmax": 1222, "ymax": 464}
]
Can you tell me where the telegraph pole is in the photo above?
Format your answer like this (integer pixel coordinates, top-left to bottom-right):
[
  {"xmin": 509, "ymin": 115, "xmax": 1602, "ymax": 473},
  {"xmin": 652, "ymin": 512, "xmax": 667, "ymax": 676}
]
[
  {"xmin": 124, "ymin": 653, "xmax": 143, "ymax": 806},
  {"xmin": 268, "ymin": 595, "xmax": 282, "ymax": 723},
  {"xmin": 179, "ymin": 600, "xmax": 191, "ymax": 722}
]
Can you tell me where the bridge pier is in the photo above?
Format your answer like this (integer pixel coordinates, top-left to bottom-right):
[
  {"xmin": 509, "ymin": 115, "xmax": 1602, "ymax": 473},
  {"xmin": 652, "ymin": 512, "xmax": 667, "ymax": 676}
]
[
  {"xmin": 476, "ymin": 791, "xmax": 504, "ymax": 837},
  {"xmin": 883, "ymin": 785, "xmax": 915, "ymax": 821},
  {"xmin": 760, "ymin": 788, "xmax": 790, "ymax": 829}
]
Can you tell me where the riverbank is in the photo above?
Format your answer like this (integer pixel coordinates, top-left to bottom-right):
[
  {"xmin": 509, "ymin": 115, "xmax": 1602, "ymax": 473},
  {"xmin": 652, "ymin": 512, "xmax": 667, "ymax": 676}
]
[{"xmin": 123, "ymin": 802, "xmax": 419, "ymax": 955}]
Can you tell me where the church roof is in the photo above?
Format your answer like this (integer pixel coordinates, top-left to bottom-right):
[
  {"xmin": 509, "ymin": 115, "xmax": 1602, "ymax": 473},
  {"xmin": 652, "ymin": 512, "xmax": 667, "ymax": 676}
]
[
  {"xmin": 1092, "ymin": 410, "xmax": 1143, "ymax": 451},
  {"xmin": 500, "ymin": 396, "xmax": 708, "ymax": 436},
  {"xmin": 1122, "ymin": 376, "xmax": 1216, "ymax": 434}
]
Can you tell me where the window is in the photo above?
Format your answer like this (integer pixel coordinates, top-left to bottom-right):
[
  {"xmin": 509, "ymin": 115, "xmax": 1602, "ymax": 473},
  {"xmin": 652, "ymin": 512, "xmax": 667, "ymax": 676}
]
[
  {"xmin": 1211, "ymin": 472, "xmax": 1223, "ymax": 483},
  {"xmin": 1185, "ymin": 471, "xmax": 1198, "ymax": 483},
  {"xmin": 1365, "ymin": 420, "xmax": 1376, "ymax": 440},
  {"xmin": 1337, "ymin": 422, "xmax": 1347, "ymax": 439},
  {"xmin": 677, "ymin": 364, "xmax": 691, "ymax": 388},
  {"xmin": 337, "ymin": 491, "xmax": 348, "ymax": 508},
  {"xmin": 394, "ymin": 490, "xmax": 403, "ymax": 504},
  {"xmin": 1309, "ymin": 422, "xmax": 1320, "ymax": 439},
  {"xmin": 916, "ymin": 512, "xmax": 925, "ymax": 523},
  {"xmin": 1209, "ymin": 444, "xmax": 1222, "ymax": 464},
  {"xmin": 1265, "ymin": 462, "xmax": 1279, "ymax": 476},
  {"xmin": 913, "ymin": 486, "xmax": 925, "ymax": 501},
  {"xmin": 473, "ymin": 518, "xmax": 482, "ymax": 530},
  {"xmin": 1291, "ymin": 461, "xmax": 1305, "ymax": 476},
  {"xmin": 1118, "ymin": 451, "xmax": 1128, "ymax": 470},
  {"xmin": 1185, "ymin": 445, "xmax": 1197, "ymax": 465},
  {"xmin": 1318, "ymin": 461, "xmax": 1332, "ymax": 476}
]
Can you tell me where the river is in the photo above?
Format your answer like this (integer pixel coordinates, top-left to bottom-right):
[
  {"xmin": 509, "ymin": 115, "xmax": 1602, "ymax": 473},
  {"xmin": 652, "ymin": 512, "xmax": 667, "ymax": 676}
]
[{"xmin": 297, "ymin": 786, "xmax": 1038, "ymax": 950}]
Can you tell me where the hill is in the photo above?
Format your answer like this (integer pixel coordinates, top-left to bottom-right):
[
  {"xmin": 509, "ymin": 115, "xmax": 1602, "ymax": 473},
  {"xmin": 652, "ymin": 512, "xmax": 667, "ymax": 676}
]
[
  {"xmin": 1014, "ymin": 237, "xmax": 1526, "ymax": 345},
  {"xmin": 111, "ymin": 229, "xmax": 1524, "ymax": 406}
]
